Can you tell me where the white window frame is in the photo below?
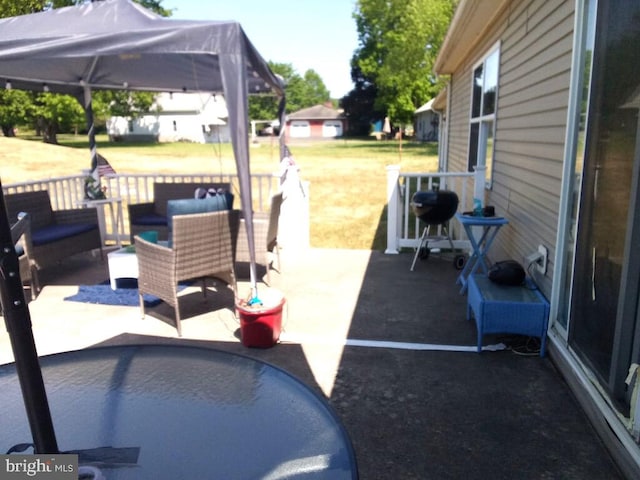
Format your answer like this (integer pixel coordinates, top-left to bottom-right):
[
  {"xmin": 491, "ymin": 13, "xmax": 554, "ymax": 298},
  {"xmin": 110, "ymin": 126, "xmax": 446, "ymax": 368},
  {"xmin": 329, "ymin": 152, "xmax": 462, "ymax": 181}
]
[{"xmin": 468, "ymin": 42, "xmax": 501, "ymax": 188}]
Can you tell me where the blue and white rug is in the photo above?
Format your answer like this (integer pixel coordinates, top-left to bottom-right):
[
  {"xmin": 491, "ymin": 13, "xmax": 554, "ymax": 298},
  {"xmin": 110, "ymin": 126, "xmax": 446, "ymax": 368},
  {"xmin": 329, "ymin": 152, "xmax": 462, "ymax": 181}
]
[{"xmin": 64, "ymin": 280, "xmax": 166, "ymax": 307}]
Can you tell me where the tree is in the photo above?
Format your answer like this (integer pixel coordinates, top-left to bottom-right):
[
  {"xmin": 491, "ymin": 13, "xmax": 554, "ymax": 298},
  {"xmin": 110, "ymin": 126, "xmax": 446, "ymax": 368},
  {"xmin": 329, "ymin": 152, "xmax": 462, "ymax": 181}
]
[
  {"xmin": 248, "ymin": 62, "xmax": 331, "ymax": 122},
  {"xmin": 301, "ymin": 70, "xmax": 331, "ymax": 107},
  {"xmin": 0, "ymin": 90, "xmax": 33, "ymax": 136},
  {"xmin": 32, "ymin": 93, "xmax": 86, "ymax": 144},
  {"xmin": 0, "ymin": 0, "xmax": 47, "ymax": 16},
  {"xmin": 94, "ymin": 91, "xmax": 158, "ymax": 119},
  {"xmin": 350, "ymin": 0, "xmax": 455, "ymax": 126},
  {"xmin": 136, "ymin": 0, "xmax": 172, "ymax": 16},
  {"xmin": 340, "ymin": 59, "xmax": 383, "ymax": 136}
]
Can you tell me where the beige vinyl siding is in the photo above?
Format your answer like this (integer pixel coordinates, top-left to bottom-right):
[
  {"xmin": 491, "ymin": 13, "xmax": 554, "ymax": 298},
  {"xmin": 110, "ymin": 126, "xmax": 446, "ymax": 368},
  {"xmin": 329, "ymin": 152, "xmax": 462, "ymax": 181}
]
[
  {"xmin": 494, "ymin": 0, "xmax": 574, "ymax": 294},
  {"xmin": 445, "ymin": 75, "xmax": 471, "ymax": 176},
  {"xmin": 444, "ymin": 0, "xmax": 575, "ymax": 296}
]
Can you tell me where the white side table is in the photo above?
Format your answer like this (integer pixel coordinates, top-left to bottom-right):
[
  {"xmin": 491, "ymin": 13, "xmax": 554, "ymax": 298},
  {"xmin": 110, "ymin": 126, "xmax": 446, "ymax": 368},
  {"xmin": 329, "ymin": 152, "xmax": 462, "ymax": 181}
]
[
  {"xmin": 107, "ymin": 246, "xmax": 138, "ymax": 289},
  {"xmin": 76, "ymin": 197, "xmax": 124, "ymax": 247}
]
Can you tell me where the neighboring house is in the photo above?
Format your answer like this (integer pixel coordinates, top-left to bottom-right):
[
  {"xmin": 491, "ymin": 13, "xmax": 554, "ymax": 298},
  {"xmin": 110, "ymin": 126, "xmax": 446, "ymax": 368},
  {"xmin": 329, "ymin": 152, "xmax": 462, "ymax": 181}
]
[
  {"xmin": 107, "ymin": 92, "xmax": 230, "ymax": 143},
  {"xmin": 434, "ymin": 0, "xmax": 640, "ymax": 477},
  {"xmin": 285, "ymin": 104, "xmax": 345, "ymax": 139},
  {"xmin": 414, "ymin": 99, "xmax": 439, "ymax": 142}
]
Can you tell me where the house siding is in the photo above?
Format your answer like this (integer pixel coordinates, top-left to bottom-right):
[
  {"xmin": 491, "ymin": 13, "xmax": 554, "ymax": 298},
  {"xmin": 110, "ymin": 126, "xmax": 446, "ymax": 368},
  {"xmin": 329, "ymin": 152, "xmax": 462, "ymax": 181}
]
[
  {"xmin": 415, "ymin": 108, "xmax": 439, "ymax": 141},
  {"xmin": 444, "ymin": 0, "xmax": 574, "ymax": 297}
]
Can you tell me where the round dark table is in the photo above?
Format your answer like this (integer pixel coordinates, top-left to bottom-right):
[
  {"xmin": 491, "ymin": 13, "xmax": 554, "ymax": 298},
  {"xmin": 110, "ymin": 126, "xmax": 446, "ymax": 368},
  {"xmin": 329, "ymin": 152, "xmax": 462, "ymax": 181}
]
[{"xmin": 0, "ymin": 345, "xmax": 358, "ymax": 479}]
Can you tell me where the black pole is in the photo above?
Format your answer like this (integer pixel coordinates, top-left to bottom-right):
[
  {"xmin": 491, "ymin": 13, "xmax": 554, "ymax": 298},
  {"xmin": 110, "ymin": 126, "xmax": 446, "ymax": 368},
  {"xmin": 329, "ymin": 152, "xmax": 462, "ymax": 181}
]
[
  {"xmin": 83, "ymin": 86, "xmax": 98, "ymax": 173},
  {"xmin": 0, "ymin": 182, "xmax": 58, "ymax": 454}
]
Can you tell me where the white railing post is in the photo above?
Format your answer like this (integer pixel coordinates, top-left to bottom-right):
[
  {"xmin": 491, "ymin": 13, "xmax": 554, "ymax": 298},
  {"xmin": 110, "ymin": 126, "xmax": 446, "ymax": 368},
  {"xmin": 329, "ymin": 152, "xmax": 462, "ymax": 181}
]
[
  {"xmin": 279, "ymin": 167, "xmax": 310, "ymax": 253},
  {"xmin": 386, "ymin": 165, "xmax": 401, "ymax": 254}
]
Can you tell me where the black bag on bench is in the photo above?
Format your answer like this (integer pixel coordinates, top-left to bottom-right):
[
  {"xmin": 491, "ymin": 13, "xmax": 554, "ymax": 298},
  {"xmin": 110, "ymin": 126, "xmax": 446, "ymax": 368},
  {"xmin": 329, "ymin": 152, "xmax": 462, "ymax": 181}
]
[{"xmin": 488, "ymin": 260, "xmax": 525, "ymax": 286}]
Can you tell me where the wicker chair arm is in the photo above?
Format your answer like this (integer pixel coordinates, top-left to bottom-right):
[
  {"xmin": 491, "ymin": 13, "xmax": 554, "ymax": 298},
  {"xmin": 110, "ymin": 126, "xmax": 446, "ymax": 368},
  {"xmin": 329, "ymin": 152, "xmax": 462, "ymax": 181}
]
[
  {"xmin": 53, "ymin": 208, "xmax": 99, "ymax": 225},
  {"xmin": 135, "ymin": 237, "xmax": 172, "ymax": 260},
  {"xmin": 135, "ymin": 237, "xmax": 176, "ymax": 284}
]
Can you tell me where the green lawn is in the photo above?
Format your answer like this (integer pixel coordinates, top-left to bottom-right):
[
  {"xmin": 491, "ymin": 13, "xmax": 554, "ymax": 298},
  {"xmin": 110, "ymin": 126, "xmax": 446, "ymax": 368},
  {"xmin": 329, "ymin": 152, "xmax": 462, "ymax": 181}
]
[{"xmin": 3, "ymin": 134, "xmax": 439, "ymax": 250}]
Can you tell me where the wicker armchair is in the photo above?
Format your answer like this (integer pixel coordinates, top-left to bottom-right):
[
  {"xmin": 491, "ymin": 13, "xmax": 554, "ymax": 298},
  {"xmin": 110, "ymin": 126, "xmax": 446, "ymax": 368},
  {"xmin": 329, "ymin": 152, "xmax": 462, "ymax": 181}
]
[
  {"xmin": 4, "ymin": 190, "xmax": 102, "ymax": 281},
  {"xmin": 235, "ymin": 191, "xmax": 283, "ymax": 284},
  {"xmin": 128, "ymin": 182, "xmax": 231, "ymax": 242},
  {"xmin": 135, "ymin": 209, "xmax": 239, "ymax": 336},
  {"xmin": 9, "ymin": 213, "xmax": 38, "ymax": 300}
]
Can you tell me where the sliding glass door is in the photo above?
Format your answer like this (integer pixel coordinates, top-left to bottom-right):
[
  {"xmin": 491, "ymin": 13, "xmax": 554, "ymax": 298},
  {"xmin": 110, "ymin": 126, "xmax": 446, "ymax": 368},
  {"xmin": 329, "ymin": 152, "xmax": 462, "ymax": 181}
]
[{"xmin": 567, "ymin": 0, "xmax": 640, "ymax": 409}]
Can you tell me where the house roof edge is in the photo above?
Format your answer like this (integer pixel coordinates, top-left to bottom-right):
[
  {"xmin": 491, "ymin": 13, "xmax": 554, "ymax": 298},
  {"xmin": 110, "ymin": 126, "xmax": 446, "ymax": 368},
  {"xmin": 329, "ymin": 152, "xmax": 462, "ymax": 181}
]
[{"xmin": 434, "ymin": 0, "xmax": 510, "ymax": 75}]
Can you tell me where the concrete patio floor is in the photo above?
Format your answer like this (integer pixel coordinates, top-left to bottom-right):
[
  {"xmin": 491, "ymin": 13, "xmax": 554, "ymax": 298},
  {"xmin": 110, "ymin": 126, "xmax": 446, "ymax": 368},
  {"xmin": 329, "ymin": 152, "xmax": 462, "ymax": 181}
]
[{"xmin": 0, "ymin": 246, "xmax": 625, "ymax": 479}]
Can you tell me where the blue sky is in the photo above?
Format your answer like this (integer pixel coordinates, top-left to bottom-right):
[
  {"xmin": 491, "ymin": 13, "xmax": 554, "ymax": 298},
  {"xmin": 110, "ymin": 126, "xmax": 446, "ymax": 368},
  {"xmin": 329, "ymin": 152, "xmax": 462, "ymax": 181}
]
[{"xmin": 162, "ymin": 0, "xmax": 359, "ymax": 98}]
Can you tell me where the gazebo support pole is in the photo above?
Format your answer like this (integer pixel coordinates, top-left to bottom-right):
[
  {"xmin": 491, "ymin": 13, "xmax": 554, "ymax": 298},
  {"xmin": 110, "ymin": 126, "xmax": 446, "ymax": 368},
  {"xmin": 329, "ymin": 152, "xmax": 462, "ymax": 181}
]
[{"xmin": 84, "ymin": 85, "xmax": 98, "ymax": 173}]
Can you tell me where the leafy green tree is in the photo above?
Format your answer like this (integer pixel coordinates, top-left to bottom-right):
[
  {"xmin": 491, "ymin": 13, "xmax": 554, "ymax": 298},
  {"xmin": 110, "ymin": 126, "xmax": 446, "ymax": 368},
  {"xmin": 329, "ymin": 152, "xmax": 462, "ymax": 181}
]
[
  {"xmin": 94, "ymin": 91, "xmax": 158, "ymax": 118},
  {"xmin": 33, "ymin": 93, "xmax": 85, "ymax": 143},
  {"xmin": 301, "ymin": 70, "xmax": 331, "ymax": 107},
  {"xmin": 0, "ymin": 0, "xmax": 47, "ymax": 16},
  {"xmin": 136, "ymin": 0, "xmax": 171, "ymax": 16},
  {"xmin": 0, "ymin": 90, "xmax": 33, "ymax": 136},
  {"xmin": 350, "ymin": 0, "xmax": 455, "ymax": 126},
  {"xmin": 249, "ymin": 62, "xmax": 331, "ymax": 123},
  {"xmin": 286, "ymin": 67, "xmax": 331, "ymax": 113},
  {"xmin": 340, "ymin": 58, "xmax": 386, "ymax": 136}
]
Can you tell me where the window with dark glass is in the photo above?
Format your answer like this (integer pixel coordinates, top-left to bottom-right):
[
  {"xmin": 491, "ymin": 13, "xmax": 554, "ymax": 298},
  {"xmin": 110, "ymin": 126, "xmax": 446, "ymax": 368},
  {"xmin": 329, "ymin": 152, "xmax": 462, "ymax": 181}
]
[{"xmin": 468, "ymin": 47, "xmax": 500, "ymax": 186}]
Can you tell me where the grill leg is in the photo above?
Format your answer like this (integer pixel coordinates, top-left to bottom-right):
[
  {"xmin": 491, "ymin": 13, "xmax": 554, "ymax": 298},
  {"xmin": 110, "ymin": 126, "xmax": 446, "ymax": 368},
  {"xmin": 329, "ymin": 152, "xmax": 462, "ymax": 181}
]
[
  {"xmin": 443, "ymin": 224, "xmax": 456, "ymax": 251},
  {"xmin": 410, "ymin": 226, "xmax": 430, "ymax": 271}
]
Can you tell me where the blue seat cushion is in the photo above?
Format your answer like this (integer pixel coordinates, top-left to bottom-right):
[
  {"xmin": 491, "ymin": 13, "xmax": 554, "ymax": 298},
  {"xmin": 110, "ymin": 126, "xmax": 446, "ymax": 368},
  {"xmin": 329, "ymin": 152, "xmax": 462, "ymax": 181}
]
[
  {"xmin": 166, "ymin": 194, "xmax": 233, "ymax": 246},
  {"xmin": 31, "ymin": 223, "xmax": 98, "ymax": 247},
  {"xmin": 131, "ymin": 213, "xmax": 168, "ymax": 226}
]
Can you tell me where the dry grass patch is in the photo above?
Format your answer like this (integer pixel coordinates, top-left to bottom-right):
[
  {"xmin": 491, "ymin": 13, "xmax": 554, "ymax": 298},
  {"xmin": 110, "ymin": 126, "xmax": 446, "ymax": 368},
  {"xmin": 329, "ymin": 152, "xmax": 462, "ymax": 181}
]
[{"xmin": 1, "ymin": 135, "xmax": 438, "ymax": 250}]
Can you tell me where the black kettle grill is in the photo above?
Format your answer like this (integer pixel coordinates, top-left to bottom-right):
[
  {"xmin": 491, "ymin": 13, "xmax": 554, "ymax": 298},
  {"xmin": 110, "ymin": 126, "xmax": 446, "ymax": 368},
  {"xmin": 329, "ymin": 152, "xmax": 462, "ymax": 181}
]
[
  {"xmin": 411, "ymin": 190, "xmax": 459, "ymax": 225},
  {"xmin": 410, "ymin": 189, "xmax": 463, "ymax": 271}
]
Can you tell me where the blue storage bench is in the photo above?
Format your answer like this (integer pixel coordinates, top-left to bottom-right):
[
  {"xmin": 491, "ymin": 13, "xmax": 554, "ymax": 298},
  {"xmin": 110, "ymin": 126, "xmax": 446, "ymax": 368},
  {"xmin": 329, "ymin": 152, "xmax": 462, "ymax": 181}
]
[{"xmin": 467, "ymin": 274, "xmax": 549, "ymax": 357}]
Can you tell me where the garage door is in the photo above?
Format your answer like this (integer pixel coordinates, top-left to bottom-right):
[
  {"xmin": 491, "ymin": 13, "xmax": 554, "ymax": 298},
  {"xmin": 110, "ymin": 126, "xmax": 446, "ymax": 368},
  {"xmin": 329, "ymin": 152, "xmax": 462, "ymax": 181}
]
[
  {"xmin": 322, "ymin": 121, "xmax": 343, "ymax": 137},
  {"xmin": 290, "ymin": 121, "xmax": 310, "ymax": 138}
]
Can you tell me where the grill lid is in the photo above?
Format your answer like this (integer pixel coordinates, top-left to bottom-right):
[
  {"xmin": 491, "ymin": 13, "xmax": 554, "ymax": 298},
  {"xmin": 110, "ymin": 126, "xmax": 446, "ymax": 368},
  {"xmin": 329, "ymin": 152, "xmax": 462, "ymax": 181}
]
[{"xmin": 411, "ymin": 190, "xmax": 459, "ymax": 225}]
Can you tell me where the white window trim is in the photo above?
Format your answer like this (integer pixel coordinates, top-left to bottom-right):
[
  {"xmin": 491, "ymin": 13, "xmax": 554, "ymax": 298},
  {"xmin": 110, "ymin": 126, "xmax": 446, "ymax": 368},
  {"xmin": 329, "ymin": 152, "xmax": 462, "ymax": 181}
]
[{"xmin": 468, "ymin": 41, "xmax": 501, "ymax": 188}]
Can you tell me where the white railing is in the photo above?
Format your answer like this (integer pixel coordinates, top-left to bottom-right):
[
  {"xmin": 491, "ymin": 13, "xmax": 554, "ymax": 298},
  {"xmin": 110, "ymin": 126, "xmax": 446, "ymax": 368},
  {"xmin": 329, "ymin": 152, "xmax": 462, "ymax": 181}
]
[
  {"xmin": 3, "ymin": 172, "xmax": 284, "ymax": 245},
  {"xmin": 101, "ymin": 172, "xmax": 280, "ymax": 213},
  {"xmin": 2, "ymin": 175, "xmax": 88, "ymax": 210},
  {"xmin": 385, "ymin": 165, "xmax": 486, "ymax": 254}
]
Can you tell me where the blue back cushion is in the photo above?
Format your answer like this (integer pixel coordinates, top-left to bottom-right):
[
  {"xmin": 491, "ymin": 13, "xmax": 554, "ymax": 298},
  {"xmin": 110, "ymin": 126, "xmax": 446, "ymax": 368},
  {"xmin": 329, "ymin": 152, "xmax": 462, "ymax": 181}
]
[
  {"xmin": 130, "ymin": 213, "xmax": 167, "ymax": 226},
  {"xmin": 166, "ymin": 193, "xmax": 233, "ymax": 246},
  {"xmin": 31, "ymin": 223, "xmax": 98, "ymax": 246}
]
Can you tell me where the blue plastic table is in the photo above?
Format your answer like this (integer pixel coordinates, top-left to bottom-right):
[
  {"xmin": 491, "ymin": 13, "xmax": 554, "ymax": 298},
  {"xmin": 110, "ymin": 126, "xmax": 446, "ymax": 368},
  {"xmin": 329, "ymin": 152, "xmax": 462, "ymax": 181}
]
[
  {"xmin": 455, "ymin": 213, "xmax": 509, "ymax": 294},
  {"xmin": 0, "ymin": 345, "xmax": 358, "ymax": 479}
]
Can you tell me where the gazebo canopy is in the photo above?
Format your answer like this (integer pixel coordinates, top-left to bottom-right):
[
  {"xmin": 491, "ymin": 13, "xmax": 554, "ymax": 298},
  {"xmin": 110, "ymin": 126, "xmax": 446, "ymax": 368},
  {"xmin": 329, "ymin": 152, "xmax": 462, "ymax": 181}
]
[{"xmin": 0, "ymin": 0, "xmax": 286, "ymax": 292}]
